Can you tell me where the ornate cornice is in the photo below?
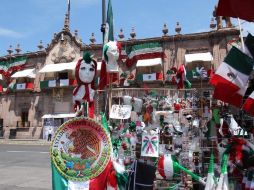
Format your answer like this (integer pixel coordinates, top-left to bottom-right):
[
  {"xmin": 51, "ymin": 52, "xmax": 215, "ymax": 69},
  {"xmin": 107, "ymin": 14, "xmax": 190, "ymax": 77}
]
[{"xmin": 46, "ymin": 30, "xmax": 82, "ymax": 52}]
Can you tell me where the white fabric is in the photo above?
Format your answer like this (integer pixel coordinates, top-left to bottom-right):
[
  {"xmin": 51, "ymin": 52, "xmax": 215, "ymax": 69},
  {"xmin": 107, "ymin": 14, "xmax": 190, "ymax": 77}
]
[
  {"xmin": 60, "ymin": 79, "xmax": 69, "ymax": 86},
  {"xmin": 39, "ymin": 62, "xmax": 76, "ymax": 73},
  {"xmin": 185, "ymin": 52, "xmax": 213, "ymax": 63},
  {"xmin": 68, "ymin": 180, "xmax": 89, "ymax": 190},
  {"xmin": 216, "ymin": 173, "xmax": 229, "ymax": 190},
  {"xmin": 205, "ymin": 173, "xmax": 216, "ymax": 190},
  {"xmin": 16, "ymin": 83, "xmax": 26, "ymax": 90},
  {"xmin": 136, "ymin": 58, "xmax": 162, "ymax": 67},
  {"xmin": 48, "ymin": 80, "xmax": 56, "ymax": 87},
  {"xmin": 11, "ymin": 68, "xmax": 36, "ymax": 78},
  {"xmin": 109, "ymin": 105, "xmax": 132, "ymax": 119},
  {"xmin": 164, "ymin": 155, "xmax": 174, "ymax": 180},
  {"xmin": 143, "ymin": 73, "xmax": 156, "ymax": 81},
  {"xmin": 0, "ymin": 74, "xmax": 3, "ymax": 80},
  {"xmin": 41, "ymin": 113, "xmax": 76, "ymax": 119},
  {"xmin": 97, "ymin": 62, "xmax": 102, "ymax": 71}
]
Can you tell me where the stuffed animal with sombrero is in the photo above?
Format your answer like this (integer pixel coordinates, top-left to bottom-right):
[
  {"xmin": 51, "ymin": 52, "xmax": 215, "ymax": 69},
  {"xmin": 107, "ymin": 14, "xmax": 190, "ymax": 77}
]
[{"xmin": 73, "ymin": 52, "xmax": 97, "ymax": 117}]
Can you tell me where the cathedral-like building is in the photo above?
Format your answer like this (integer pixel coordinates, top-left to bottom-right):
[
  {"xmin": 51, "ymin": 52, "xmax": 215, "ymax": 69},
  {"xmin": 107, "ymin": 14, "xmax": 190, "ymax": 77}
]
[{"xmin": 0, "ymin": 11, "xmax": 239, "ymax": 139}]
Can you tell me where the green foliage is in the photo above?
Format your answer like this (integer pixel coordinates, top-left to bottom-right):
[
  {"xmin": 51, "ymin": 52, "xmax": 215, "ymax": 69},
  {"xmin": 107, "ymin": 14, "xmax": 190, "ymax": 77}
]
[
  {"xmin": 61, "ymin": 152, "xmax": 72, "ymax": 161},
  {"xmin": 66, "ymin": 170, "xmax": 77, "ymax": 177},
  {"xmin": 82, "ymin": 169, "xmax": 91, "ymax": 176},
  {"xmin": 71, "ymin": 157, "xmax": 80, "ymax": 163},
  {"xmin": 52, "ymin": 149, "xmax": 58, "ymax": 157},
  {"xmin": 59, "ymin": 162, "xmax": 67, "ymax": 172}
]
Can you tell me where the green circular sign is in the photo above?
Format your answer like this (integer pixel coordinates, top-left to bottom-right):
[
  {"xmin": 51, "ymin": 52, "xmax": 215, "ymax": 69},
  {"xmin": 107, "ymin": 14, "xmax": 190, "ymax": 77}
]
[{"xmin": 50, "ymin": 117, "xmax": 111, "ymax": 181}]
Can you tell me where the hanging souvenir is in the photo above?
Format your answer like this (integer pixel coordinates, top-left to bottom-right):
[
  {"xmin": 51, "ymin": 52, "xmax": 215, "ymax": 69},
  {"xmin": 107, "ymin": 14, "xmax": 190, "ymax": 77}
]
[
  {"xmin": 141, "ymin": 134, "xmax": 159, "ymax": 157},
  {"xmin": 103, "ymin": 41, "xmax": 121, "ymax": 73},
  {"xmin": 123, "ymin": 96, "xmax": 143, "ymax": 113},
  {"xmin": 73, "ymin": 52, "xmax": 97, "ymax": 117},
  {"xmin": 109, "ymin": 104, "xmax": 132, "ymax": 120},
  {"xmin": 158, "ymin": 154, "xmax": 180, "ymax": 180}
]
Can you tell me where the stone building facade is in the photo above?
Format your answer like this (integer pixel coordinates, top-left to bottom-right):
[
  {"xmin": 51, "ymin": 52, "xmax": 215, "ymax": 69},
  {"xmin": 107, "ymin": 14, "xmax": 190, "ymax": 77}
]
[{"xmin": 0, "ymin": 21, "xmax": 239, "ymax": 139}]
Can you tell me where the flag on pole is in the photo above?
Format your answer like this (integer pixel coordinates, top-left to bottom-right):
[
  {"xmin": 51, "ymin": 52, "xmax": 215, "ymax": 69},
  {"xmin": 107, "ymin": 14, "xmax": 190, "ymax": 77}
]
[
  {"xmin": 210, "ymin": 46, "xmax": 254, "ymax": 107},
  {"xmin": 216, "ymin": 0, "xmax": 254, "ymax": 22},
  {"xmin": 175, "ymin": 64, "xmax": 191, "ymax": 89},
  {"xmin": 204, "ymin": 154, "xmax": 216, "ymax": 190},
  {"xmin": 242, "ymin": 91, "xmax": 254, "ymax": 116},
  {"xmin": 104, "ymin": 0, "xmax": 114, "ymax": 44},
  {"xmin": 99, "ymin": 0, "xmax": 114, "ymax": 90}
]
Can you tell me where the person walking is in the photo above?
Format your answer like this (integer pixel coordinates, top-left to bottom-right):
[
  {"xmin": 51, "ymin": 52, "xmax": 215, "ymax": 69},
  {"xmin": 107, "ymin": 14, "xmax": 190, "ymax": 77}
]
[{"xmin": 47, "ymin": 127, "xmax": 53, "ymax": 141}]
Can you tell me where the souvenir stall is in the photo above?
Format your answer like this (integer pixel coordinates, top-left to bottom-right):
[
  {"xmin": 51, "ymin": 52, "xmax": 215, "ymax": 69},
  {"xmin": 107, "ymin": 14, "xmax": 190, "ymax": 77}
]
[
  {"xmin": 49, "ymin": 0, "xmax": 254, "ymax": 186},
  {"xmin": 50, "ymin": 35, "xmax": 254, "ymax": 190}
]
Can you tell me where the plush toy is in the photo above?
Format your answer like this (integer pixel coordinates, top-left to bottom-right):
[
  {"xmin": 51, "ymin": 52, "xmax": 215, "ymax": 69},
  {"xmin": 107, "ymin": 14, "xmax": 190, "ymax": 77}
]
[{"xmin": 73, "ymin": 52, "xmax": 97, "ymax": 117}]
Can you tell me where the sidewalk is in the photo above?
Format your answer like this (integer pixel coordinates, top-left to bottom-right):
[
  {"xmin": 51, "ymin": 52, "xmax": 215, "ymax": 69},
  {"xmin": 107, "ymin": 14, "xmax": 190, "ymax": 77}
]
[{"xmin": 0, "ymin": 139, "xmax": 51, "ymax": 146}]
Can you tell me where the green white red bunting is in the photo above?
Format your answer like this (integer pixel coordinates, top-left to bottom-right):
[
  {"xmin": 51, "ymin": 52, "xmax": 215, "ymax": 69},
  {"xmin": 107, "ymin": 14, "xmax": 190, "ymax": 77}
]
[
  {"xmin": 125, "ymin": 42, "xmax": 164, "ymax": 68},
  {"xmin": 210, "ymin": 46, "xmax": 254, "ymax": 107},
  {"xmin": 0, "ymin": 57, "xmax": 27, "ymax": 78}
]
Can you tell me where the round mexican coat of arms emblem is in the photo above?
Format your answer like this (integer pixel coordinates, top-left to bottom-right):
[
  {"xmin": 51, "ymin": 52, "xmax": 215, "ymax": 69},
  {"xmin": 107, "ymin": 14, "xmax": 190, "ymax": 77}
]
[{"xmin": 50, "ymin": 117, "xmax": 111, "ymax": 181}]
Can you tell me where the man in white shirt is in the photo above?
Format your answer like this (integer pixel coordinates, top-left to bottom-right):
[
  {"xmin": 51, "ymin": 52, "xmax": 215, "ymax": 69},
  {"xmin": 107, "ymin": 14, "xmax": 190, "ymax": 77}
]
[{"xmin": 47, "ymin": 127, "xmax": 53, "ymax": 141}]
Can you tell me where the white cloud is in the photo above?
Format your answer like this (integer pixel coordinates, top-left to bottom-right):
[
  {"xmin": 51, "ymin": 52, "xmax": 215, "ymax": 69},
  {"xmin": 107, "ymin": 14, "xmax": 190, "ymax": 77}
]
[{"xmin": 0, "ymin": 27, "xmax": 23, "ymax": 38}]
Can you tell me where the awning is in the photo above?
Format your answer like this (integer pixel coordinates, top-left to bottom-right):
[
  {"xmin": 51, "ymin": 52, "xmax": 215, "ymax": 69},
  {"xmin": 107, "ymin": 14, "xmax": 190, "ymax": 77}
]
[
  {"xmin": 41, "ymin": 113, "xmax": 76, "ymax": 119},
  {"xmin": 136, "ymin": 58, "xmax": 162, "ymax": 67},
  {"xmin": 11, "ymin": 68, "xmax": 36, "ymax": 78},
  {"xmin": 39, "ymin": 61, "xmax": 102, "ymax": 73},
  {"xmin": 185, "ymin": 52, "xmax": 213, "ymax": 63},
  {"xmin": 39, "ymin": 61, "xmax": 77, "ymax": 73}
]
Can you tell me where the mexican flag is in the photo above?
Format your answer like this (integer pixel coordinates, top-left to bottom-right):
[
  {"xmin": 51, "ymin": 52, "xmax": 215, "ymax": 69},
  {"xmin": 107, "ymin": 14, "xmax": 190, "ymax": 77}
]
[
  {"xmin": 216, "ymin": 0, "xmax": 254, "ymax": 22},
  {"xmin": 99, "ymin": 0, "xmax": 114, "ymax": 90},
  {"xmin": 125, "ymin": 42, "xmax": 164, "ymax": 68},
  {"xmin": 0, "ymin": 57, "xmax": 27, "ymax": 78},
  {"xmin": 52, "ymin": 161, "xmax": 112, "ymax": 190},
  {"xmin": 210, "ymin": 46, "xmax": 254, "ymax": 107},
  {"xmin": 242, "ymin": 91, "xmax": 254, "ymax": 116},
  {"xmin": 204, "ymin": 154, "xmax": 216, "ymax": 190},
  {"xmin": 175, "ymin": 64, "xmax": 191, "ymax": 89}
]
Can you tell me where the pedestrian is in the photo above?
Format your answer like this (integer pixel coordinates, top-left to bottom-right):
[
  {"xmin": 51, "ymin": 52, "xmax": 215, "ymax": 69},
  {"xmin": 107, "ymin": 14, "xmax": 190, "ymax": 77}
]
[{"xmin": 48, "ymin": 127, "xmax": 53, "ymax": 141}]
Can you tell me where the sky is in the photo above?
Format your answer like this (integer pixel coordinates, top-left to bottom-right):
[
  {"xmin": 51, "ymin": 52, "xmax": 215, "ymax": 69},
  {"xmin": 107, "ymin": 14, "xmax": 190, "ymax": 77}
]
[{"xmin": 0, "ymin": 0, "xmax": 253, "ymax": 56}]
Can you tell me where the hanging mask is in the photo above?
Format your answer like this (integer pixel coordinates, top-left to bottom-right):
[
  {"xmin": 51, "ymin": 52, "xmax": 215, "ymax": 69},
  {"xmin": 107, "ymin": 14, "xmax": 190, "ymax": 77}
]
[
  {"xmin": 103, "ymin": 41, "xmax": 121, "ymax": 72},
  {"xmin": 75, "ymin": 52, "xmax": 97, "ymax": 84}
]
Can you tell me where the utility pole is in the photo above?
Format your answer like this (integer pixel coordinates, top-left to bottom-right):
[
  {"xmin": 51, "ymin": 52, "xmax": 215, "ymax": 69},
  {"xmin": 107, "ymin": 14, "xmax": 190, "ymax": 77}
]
[{"xmin": 101, "ymin": 0, "xmax": 106, "ymax": 43}]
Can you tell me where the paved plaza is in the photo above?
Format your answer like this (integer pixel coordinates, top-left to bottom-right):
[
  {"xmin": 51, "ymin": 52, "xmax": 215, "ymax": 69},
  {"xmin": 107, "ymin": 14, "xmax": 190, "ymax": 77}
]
[{"xmin": 0, "ymin": 142, "xmax": 51, "ymax": 190}]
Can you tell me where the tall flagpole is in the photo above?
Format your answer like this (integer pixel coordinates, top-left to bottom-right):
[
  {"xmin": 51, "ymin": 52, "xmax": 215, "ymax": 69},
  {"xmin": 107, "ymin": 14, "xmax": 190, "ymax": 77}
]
[
  {"xmin": 101, "ymin": 0, "xmax": 106, "ymax": 42},
  {"xmin": 68, "ymin": 0, "xmax": 71, "ymax": 24},
  {"xmin": 238, "ymin": 18, "xmax": 245, "ymax": 52}
]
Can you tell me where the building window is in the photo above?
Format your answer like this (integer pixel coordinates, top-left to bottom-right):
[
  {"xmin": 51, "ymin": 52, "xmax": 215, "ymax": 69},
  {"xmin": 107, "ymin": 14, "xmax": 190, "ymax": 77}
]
[{"xmin": 58, "ymin": 72, "xmax": 68, "ymax": 80}]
